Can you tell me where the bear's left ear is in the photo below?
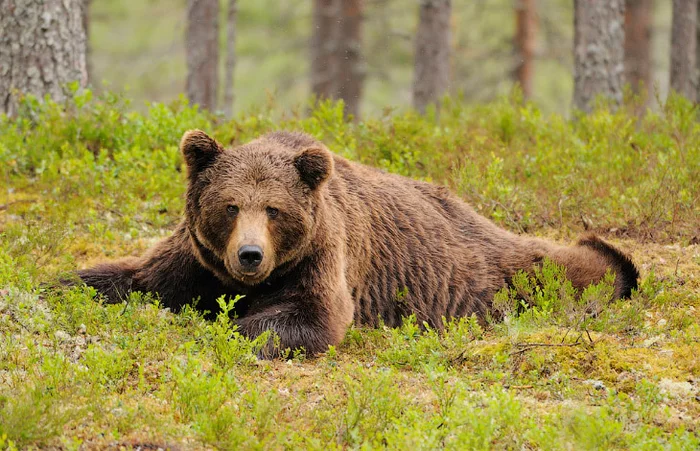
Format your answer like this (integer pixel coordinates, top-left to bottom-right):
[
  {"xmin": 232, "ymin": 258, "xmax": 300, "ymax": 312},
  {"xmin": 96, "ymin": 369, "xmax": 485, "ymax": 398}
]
[
  {"xmin": 180, "ymin": 129, "xmax": 224, "ymax": 179},
  {"xmin": 293, "ymin": 146, "xmax": 334, "ymax": 190}
]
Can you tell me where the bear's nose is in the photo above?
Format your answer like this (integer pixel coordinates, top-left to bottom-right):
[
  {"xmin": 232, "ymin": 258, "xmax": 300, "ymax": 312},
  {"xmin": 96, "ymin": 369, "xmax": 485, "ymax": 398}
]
[{"xmin": 238, "ymin": 245, "xmax": 264, "ymax": 268}]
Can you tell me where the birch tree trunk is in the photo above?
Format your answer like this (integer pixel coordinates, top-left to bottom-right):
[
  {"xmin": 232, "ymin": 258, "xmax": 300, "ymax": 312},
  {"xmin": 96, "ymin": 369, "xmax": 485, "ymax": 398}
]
[
  {"xmin": 223, "ymin": 0, "xmax": 237, "ymax": 117},
  {"xmin": 186, "ymin": 0, "xmax": 219, "ymax": 111},
  {"xmin": 573, "ymin": 0, "xmax": 625, "ymax": 112},
  {"xmin": 334, "ymin": 0, "xmax": 364, "ymax": 119},
  {"xmin": 0, "ymin": 0, "xmax": 88, "ymax": 116},
  {"xmin": 624, "ymin": 0, "xmax": 652, "ymax": 95},
  {"xmin": 413, "ymin": 0, "xmax": 452, "ymax": 114},
  {"xmin": 669, "ymin": 0, "xmax": 697, "ymax": 100}
]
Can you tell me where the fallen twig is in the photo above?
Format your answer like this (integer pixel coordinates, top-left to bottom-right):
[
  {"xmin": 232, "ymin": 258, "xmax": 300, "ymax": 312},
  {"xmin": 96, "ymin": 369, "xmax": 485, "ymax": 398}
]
[
  {"xmin": 510, "ymin": 341, "xmax": 582, "ymax": 356},
  {"xmin": 585, "ymin": 328, "xmax": 594, "ymax": 344}
]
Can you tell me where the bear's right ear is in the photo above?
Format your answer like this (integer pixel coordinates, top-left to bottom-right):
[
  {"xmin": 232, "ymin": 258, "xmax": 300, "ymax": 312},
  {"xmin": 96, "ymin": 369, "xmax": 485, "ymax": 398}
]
[{"xmin": 180, "ymin": 129, "xmax": 224, "ymax": 178}]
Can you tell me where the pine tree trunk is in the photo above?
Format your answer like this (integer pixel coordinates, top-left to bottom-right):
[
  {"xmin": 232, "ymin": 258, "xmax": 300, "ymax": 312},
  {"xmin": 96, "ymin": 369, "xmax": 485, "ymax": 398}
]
[
  {"xmin": 311, "ymin": 0, "xmax": 338, "ymax": 100},
  {"xmin": 186, "ymin": 0, "xmax": 219, "ymax": 111},
  {"xmin": 514, "ymin": 0, "xmax": 537, "ymax": 100},
  {"xmin": 82, "ymin": 0, "xmax": 92, "ymax": 85},
  {"xmin": 335, "ymin": 0, "xmax": 364, "ymax": 119},
  {"xmin": 413, "ymin": 0, "xmax": 452, "ymax": 114},
  {"xmin": 0, "ymin": 0, "xmax": 88, "ymax": 116},
  {"xmin": 223, "ymin": 0, "xmax": 237, "ymax": 117},
  {"xmin": 669, "ymin": 0, "xmax": 697, "ymax": 100},
  {"xmin": 624, "ymin": 0, "xmax": 652, "ymax": 95},
  {"xmin": 697, "ymin": 3, "xmax": 700, "ymax": 101},
  {"xmin": 573, "ymin": 0, "xmax": 625, "ymax": 112}
]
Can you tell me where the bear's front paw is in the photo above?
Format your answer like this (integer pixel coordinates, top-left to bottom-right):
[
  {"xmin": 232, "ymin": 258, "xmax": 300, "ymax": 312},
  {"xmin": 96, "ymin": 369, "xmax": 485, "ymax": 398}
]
[{"xmin": 235, "ymin": 314, "xmax": 333, "ymax": 359}]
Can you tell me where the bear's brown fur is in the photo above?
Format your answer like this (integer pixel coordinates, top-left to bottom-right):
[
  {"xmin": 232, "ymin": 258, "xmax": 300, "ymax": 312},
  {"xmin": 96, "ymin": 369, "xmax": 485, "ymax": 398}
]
[{"xmin": 78, "ymin": 130, "xmax": 639, "ymax": 355}]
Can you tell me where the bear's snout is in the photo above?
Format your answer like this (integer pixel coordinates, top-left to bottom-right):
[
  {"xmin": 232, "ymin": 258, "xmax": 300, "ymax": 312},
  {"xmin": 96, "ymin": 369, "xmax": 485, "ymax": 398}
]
[{"xmin": 238, "ymin": 245, "xmax": 264, "ymax": 270}]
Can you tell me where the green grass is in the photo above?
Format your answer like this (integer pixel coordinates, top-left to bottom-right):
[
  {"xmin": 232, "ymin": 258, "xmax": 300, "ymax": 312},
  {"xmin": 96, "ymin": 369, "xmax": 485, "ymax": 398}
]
[{"xmin": 0, "ymin": 90, "xmax": 698, "ymax": 449}]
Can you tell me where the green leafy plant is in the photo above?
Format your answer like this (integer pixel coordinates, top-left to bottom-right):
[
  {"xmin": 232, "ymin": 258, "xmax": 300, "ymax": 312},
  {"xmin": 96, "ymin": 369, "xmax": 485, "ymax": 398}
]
[{"xmin": 206, "ymin": 295, "xmax": 272, "ymax": 368}]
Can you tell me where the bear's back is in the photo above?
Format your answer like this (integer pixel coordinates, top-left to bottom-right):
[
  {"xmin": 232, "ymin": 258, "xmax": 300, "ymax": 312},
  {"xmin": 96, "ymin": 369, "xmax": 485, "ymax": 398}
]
[{"xmin": 326, "ymin": 155, "xmax": 522, "ymax": 328}]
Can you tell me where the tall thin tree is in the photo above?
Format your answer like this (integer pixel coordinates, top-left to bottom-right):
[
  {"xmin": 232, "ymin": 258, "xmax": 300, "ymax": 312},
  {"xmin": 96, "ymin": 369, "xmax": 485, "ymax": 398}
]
[
  {"xmin": 413, "ymin": 0, "xmax": 452, "ymax": 114},
  {"xmin": 82, "ymin": 0, "xmax": 92, "ymax": 85},
  {"xmin": 186, "ymin": 0, "xmax": 220, "ymax": 111},
  {"xmin": 334, "ymin": 0, "xmax": 365, "ymax": 119},
  {"xmin": 0, "ymin": 0, "xmax": 88, "ymax": 116},
  {"xmin": 624, "ymin": 0, "xmax": 652, "ymax": 96},
  {"xmin": 514, "ymin": 0, "xmax": 537, "ymax": 100},
  {"xmin": 223, "ymin": 0, "xmax": 237, "ymax": 117},
  {"xmin": 669, "ymin": 0, "xmax": 697, "ymax": 100},
  {"xmin": 573, "ymin": 0, "xmax": 625, "ymax": 112},
  {"xmin": 311, "ymin": 0, "xmax": 338, "ymax": 101},
  {"xmin": 697, "ymin": 4, "xmax": 700, "ymax": 101}
]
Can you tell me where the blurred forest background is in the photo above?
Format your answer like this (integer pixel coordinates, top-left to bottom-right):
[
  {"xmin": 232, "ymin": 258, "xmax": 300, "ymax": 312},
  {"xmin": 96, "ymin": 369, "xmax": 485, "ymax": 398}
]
[
  {"xmin": 4, "ymin": 0, "xmax": 699, "ymax": 119},
  {"xmin": 89, "ymin": 0, "xmax": 671, "ymax": 115},
  {"xmin": 87, "ymin": 0, "xmax": 675, "ymax": 115}
]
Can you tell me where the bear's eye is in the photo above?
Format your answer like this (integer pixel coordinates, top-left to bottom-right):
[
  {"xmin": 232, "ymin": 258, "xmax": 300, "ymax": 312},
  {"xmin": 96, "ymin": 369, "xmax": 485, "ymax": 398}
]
[
  {"xmin": 226, "ymin": 205, "xmax": 239, "ymax": 216},
  {"xmin": 266, "ymin": 207, "xmax": 279, "ymax": 219}
]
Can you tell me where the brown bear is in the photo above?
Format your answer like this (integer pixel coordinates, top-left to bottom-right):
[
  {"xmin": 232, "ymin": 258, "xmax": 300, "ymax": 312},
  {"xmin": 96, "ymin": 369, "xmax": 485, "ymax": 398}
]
[{"xmin": 77, "ymin": 130, "xmax": 639, "ymax": 355}]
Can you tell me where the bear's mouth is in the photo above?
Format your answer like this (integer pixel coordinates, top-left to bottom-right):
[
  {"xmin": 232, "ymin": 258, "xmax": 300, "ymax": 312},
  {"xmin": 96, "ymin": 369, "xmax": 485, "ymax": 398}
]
[
  {"xmin": 223, "ymin": 259, "xmax": 271, "ymax": 286},
  {"xmin": 233, "ymin": 270, "xmax": 270, "ymax": 286}
]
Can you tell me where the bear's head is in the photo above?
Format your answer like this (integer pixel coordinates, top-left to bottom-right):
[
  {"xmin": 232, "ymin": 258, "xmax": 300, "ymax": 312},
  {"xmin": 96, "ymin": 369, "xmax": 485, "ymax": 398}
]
[{"xmin": 180, "ymin": 130, "xmax": 334, "ymax": 286}]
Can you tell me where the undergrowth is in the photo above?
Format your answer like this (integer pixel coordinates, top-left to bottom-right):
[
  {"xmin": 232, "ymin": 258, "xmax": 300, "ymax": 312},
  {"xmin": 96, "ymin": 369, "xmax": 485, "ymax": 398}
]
[{"xmin": 0, "ymin": 91, "xmax": 698, "ymax": 449}]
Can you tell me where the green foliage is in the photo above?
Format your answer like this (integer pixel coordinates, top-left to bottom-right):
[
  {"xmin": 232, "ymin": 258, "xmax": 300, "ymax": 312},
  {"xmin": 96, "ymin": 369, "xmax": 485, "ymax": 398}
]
[
  {"xmin": 492, "ymin": 258, "xmax": 618, "ymax": 333},
  {"xmin": 2, "ymin": 89, "xmax": 698, "ymax": 241},
  {"xmin": 206, "ymin": 295, "xmax": 272, "ymax": 368},
  {"xmin": 0, "ymin": 386, "xmax": 72, "ymax": 447},
  {"xmin": 0, "ymin": 93, "xmax": 698, "ymax": 447},
  {"xmin": 377, "ymin": 314, "xmax": 484, "ymax": 368},
  {"xmin": 339, "ymin": 366, "xmax": 407, "ymax": 447},
  {"xmin": 82, "ymin": 345, "xmax": 133, "ymax": 390},
  {"xmin": 167, "ymin": 350, "xmax": 285, "ymax": 449}
]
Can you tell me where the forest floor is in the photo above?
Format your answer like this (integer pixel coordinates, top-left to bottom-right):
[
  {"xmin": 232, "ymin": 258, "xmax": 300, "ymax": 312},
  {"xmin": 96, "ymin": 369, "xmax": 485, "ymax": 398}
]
[{"xmin": 0, "ymin": 93, "xmax": 698, "ymax": 449}]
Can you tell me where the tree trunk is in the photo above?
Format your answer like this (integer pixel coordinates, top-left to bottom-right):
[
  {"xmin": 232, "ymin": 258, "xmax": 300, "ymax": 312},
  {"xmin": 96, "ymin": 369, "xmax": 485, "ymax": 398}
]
[
  {"xmin": 514, "ymin": 0, "xmax": 537, "ymax": 100},
  {"xmin": 697, "ymin": 3, "xmax": 700, "ymax": 101},
  {"xmin": 82, "ymin": 0, "xmax": 92, "ymax": 85},
  {"xmin": 186, "ymin": 0, "xmax": 219, "ymax": 111},
  {"xmin": 413, "ymin": 0, "xmax": 452, "ymax": 114},
  {"xmin": 223, "ymin": 0, "xmax": 237, "ymax": 117},
  {"xmin": 334, "ymin": 0, "xmax": 365, "ymax": 120},
  {"xmin": 573, "ymin": 0, "xmax": 625, "ymax": 112},
  {"xmin": 311, "ymin": 0, "xmax": 338, "ymax": 100},
  {"xmin": 669, "ymin": 0, "xmax": 697, "ymax": 100},
  {"xmin": 624, "ymin": 0, "xmax": 652, "ymax": 96},
  {"xmin": 0, "ymin": 0, "xmax": 88, "ymax": 116}
]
